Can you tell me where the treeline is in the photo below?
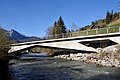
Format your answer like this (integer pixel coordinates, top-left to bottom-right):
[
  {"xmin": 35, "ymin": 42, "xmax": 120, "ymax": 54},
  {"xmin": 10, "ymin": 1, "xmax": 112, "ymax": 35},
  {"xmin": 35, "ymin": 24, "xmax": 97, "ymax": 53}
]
[
  {"xmin": 0, "ymin": 28, "xmax": 11, "ymax": 80},
  {"xmin": 80, "ymin": 10, "xmax": 119, "ymax": 30},
  {"xmin": 46, "ymin": 11, "xmax": 119, "ymax": 39},
  {"xmin": 46, "ymin": 16, "xmax": 80, "ymax": 39},
  {"xmin": 46, "ymin": 16, "xmax": 67, "ymax": 39},
  {"xmin": 106, "ymin": 10, "xmax": 119, "ymax": 24}
]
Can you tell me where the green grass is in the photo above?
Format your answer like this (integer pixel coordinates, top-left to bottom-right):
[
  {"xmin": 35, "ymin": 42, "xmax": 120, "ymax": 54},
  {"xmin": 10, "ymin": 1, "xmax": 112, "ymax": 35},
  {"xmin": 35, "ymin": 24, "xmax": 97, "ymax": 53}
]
[
  {"xmin": 88, "ymin": 30, "xmax": 96, "ymax": 35},
  {"xmin": 71, "ymin": 32, "xmax": 78, "ymax": 37},
  {"xmin": 97, "ymin": 28, "xmax": 107, "ymax": 34},
  {"xmin": 67, "ymin": 19, "xmax": 120, "ymax": 37},
  {"xmin": 109, "ymin": 23, "xmax": 120, "ymax": 27},
  {"xmin": 79, "ymin": 31, "xmax": 87, "ymax": 36},
  {"xmin": 67, "ymin": 24, "xmax": 120, "ymax": 38},
  {"xmin": 108, "ymin": 19, "xmax": 120, "ymax": 27},
  {"xmin": 108, "ymin": 26, "xmax": 119, "ymax": 33}
]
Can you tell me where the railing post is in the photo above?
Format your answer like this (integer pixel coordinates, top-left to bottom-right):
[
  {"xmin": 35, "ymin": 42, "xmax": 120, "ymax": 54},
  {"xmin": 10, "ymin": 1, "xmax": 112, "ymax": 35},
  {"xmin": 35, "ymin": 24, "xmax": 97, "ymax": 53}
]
[
  {"xmin": 62, "ymin": 33, "xmax": 64, "ymax": 38},
  {"xmin": 96, "ymin": 29, "xmax": 98, "ymax": 35},
  {"xmin": 79, "ymin": 31, "xmax": 81, "ymax": 36},
  {"xmin": 78, "ymin": 31, "xmax": 80, "ymax": 36},
  {"xmin": 86, "ymin": 30, "xmax": 88, "ymax": 36},
  {"xmin": 70, "ymin": 33, "xmax": 72, "ymax": 37},
  {"xmin": 107, "ymin": 27, "xmax": 109, "ymax": 33},
  {"xmin": 119, "ymin": 26, "xmax": 120, "ymax": 32},
  {"xmin": 55, "ymin": 34, "xmax": 56, "ymax": 39}
]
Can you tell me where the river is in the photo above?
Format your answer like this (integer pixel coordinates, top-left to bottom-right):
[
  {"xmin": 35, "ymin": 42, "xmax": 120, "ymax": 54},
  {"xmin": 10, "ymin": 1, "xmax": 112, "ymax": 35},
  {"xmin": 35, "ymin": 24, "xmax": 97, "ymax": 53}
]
[{"xmin": 9, "ymin": 53, "xmax": 120, "ymax": 80}]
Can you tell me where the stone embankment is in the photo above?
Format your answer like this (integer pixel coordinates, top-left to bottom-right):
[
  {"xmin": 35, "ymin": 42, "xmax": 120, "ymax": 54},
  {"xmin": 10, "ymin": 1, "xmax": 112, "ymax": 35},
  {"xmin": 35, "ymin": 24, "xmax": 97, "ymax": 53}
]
[{"xmin": 54, "ymin": 53, "xmax": 120, "ymax": 67}]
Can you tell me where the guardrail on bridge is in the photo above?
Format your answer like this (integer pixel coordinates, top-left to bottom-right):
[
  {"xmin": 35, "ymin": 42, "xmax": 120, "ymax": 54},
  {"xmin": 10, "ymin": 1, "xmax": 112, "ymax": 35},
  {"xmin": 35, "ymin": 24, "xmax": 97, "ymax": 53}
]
[{"xmin": 47, "ymin": 26, "xmax": 120, "ymax": 39}]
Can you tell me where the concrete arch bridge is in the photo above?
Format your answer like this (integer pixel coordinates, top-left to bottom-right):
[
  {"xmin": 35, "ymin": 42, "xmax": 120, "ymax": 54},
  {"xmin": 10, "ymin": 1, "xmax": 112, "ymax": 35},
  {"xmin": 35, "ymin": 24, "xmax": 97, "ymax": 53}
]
[{"xmin": 8, "ymin": 32, "xmax": 120, "ymax": 55}]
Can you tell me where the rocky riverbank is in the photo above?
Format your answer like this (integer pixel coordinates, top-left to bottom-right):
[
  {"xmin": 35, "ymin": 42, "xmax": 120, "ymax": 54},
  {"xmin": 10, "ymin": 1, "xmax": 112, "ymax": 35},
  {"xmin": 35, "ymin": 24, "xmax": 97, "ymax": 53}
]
[{"xmin": 54, "ymin": 53, "xmax": 120, "ymax": 67}]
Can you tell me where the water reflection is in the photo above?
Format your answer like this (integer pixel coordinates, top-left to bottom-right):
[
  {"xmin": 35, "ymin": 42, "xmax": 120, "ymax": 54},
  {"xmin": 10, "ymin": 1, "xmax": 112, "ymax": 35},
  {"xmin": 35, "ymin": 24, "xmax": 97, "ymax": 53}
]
[{"xmin": 19, "ymin": 53, "xmax": 48, "ymax": 60}]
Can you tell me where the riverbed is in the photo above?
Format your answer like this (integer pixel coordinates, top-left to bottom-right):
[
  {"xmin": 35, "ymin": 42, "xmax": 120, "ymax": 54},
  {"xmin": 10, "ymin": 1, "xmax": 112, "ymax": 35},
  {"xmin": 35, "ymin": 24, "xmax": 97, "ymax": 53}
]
[{"xmin": 9, "ymin": 54, "xmax": 120, "ymax": 80}]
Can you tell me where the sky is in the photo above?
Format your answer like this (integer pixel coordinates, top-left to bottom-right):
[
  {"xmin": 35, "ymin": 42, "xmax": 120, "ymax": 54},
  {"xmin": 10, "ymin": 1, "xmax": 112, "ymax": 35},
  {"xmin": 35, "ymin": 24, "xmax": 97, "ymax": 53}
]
[{"xmin": 0, "ymin": 0, "xmax": 120, "ymax": 37}]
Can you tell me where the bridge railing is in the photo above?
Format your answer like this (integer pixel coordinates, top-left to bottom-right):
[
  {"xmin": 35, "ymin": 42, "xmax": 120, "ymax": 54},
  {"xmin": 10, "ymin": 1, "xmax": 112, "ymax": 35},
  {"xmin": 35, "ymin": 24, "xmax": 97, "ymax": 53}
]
[{"xmin": 47, "ymin": 26, "xmax": 120, "ymax": 39}]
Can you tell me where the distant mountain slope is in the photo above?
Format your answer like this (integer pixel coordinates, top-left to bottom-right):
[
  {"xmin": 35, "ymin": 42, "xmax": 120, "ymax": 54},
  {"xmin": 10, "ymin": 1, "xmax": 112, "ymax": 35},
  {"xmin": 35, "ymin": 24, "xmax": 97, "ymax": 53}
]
[
  {"xmin": 9, "ymin": 29, "xmax": 29, "ymax": 41},
  {"xmin": 0, "ymin": 28, "xmax": 42, "ymax": 43},
  {"xmin": 9, "ymin": 29, "xmax": 41, "ymax": 42}
]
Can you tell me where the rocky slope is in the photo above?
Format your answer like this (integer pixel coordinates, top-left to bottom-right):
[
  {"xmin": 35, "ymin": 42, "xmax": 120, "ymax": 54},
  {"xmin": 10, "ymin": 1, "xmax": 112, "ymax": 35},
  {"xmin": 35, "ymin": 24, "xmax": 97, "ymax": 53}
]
[
  {"xmin": 0, "ymin": 28, "xmax": 41, "ymax": 43},
  {"xmin": 9, "ymin": 29, "xmax": 41, "ymax": 42}
]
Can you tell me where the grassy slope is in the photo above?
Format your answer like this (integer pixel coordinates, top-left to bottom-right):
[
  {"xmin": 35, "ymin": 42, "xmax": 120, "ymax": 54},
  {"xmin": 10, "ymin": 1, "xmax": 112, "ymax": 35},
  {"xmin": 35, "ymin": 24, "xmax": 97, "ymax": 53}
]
[{"xmin": 108, "ymin": 19, "xmax": 120, "ymax": 27}]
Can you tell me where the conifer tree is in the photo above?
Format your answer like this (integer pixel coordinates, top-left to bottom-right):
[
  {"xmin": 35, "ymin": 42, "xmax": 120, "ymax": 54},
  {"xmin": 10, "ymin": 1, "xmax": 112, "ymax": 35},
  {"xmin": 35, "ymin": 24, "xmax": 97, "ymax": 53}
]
[
  {"xmin": 106, "ymin": 11, "xmax": 111, "ymax": 24},
  {"xmin": 46, "ymin": 16, "xmax": 67, "ymax": 39},
  {"xmin": 57, "ymin": 16, "xmax": 66, "ymax": 34},
  {"xmin": 53, "ymin": 21, "xmax": 58, "ymax": 38}
]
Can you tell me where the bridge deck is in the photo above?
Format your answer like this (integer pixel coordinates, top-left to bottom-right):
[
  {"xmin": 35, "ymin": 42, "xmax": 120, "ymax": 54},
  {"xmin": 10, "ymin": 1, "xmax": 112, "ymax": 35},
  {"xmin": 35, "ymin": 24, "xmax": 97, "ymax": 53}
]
[
  {"xmin": 12, "ymin": 32, "xmax": 120, "ymax": 46},
  {"xmin": 9, "ymin": 27, "xmax": 120, "ymax": 53}
]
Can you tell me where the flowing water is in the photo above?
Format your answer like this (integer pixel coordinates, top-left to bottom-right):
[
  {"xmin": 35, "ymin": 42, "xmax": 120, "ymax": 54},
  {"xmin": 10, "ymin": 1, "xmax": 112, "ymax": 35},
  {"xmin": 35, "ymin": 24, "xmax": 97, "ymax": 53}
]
[{"xmin": 9, "ymin": 53, "xmax": 120, "ymax": 80}]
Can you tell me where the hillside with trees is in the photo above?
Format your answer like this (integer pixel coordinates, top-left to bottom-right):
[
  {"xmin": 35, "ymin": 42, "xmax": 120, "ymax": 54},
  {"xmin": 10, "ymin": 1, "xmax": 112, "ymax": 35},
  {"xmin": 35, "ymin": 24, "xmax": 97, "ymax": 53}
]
[
  {"xmin": 0, "ymin": 28, "xmax": 11, "ymax": 58},
  {"xmin": 46, "ymin": 11, "xmax": 119, "ymax": 39},
  {"xmin": 80, "ymin": 10, "xmax": 119, "ymax": 30},
  {"xmin": 0, "ymin": 27, "xmax": 11, "ymax": 80}
]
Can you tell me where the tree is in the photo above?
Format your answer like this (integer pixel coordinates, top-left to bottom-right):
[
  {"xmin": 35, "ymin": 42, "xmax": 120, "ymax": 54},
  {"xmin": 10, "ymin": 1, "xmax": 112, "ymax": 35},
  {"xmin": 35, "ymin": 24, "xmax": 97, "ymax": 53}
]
[
  {"xmin": 46, "ymin": 16, "xmax": 67, "ymax": 39},
  {"xmin": 79, "ymin": 25, "xmax": 90, "ymax": 31},
  {"xmin": 71, "ymin": 23, "xmax": 79, "ymax": 32},
  {"xmin": 106, "ymin": 11, "xmax": 113, "ymax": 24},
  {"xmin": 66, "ymin": 30, "xmax": 71, "ymax": 37},
  {"xmin": 113, "ymin": 12, "xmax": 119, "ymax": 20},
  {"xmin": 46, "ymin": 26, "xmax": 54, "ymax": 39},
  {"xmin": 53, "ymin": 21, "xmax": 58, "ymax": 38},
  {"xmin": 57, "ymin": 16, "xmax": 66, "ymax": 34},
  {"xmin": 0, "ymin": 28, "xmax": 12, "ymax": 80},
  {"xmin": 0, "ymin": 28, "xmax": 10, "ymax": 58},
  {"xmin": 91, "ymin": 21, "xmax": 95, "ymax": 26},
  {"xmin": 106, "ymin": 11, "xmax": 111, "ymax": 24}
]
